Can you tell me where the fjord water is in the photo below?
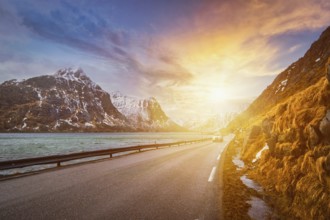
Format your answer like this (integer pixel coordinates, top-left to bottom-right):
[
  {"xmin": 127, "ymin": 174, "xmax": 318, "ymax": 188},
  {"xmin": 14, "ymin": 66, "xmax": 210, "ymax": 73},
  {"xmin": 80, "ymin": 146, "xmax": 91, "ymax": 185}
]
[{"xmin": 0, "ymin": 132, "xmax": 209, "ymax": 161}]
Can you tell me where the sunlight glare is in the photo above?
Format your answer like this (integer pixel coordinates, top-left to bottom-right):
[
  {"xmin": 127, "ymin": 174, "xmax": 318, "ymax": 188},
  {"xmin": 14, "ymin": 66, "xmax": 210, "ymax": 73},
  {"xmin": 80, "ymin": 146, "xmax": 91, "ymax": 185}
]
[{"xmin": 209, "ymin": 87, "xmax": 230, "ymax": 102}]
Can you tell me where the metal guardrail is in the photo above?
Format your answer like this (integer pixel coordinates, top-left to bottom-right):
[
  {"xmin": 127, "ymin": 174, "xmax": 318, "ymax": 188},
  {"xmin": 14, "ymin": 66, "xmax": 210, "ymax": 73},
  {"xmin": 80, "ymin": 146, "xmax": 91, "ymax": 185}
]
[{"xmin": 0, "ymin": 138, "xmax": 211, "ymax": 170}]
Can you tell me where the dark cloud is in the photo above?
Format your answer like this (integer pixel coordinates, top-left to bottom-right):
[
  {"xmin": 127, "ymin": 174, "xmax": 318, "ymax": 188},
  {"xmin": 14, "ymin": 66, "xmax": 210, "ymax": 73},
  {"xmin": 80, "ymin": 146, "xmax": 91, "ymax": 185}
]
[
  {"xmin": 121, "ymin": 47, "xmax": 193, "ymax": 86},
  {"xmin": 12, "ymin": 0, "xmax": 193, "ymax": 86},
  {"xmin": 17, "ymin": 1, "xmax": 127, "ymax": 62}
]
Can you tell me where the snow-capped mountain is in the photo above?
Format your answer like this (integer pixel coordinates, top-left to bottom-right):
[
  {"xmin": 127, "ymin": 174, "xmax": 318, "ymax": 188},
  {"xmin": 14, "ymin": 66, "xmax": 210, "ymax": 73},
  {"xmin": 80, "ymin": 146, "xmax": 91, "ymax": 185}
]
[
  {"xmin": 110, "ymin": 91, "xmax": 184, "ymax": 131},
  {"xmin": 0, "ymin": 68, "xmax": 185, "ymax": 132},
  {"xmin": 0, "ymin": 68, "xmax": 130, "ymax": 132}
]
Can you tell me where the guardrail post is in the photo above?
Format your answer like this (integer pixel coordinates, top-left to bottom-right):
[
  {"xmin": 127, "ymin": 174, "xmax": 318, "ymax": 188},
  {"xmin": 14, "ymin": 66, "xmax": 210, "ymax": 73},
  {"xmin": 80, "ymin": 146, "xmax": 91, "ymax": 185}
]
[
  {"xmin": 57, "ymin": 162, "xmax": 61, "ymax": 167},
  {"xmin": 110, "ymin": 153, "xmax": 113, "ymax": 158}
]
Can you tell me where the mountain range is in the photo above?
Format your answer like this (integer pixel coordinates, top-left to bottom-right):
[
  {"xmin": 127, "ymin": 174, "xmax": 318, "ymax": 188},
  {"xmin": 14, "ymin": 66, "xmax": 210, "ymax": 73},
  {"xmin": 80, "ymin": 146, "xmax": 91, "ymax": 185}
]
[{"xmin": 0, "ymin": 68, "xmax": 183, "ymax": 132}]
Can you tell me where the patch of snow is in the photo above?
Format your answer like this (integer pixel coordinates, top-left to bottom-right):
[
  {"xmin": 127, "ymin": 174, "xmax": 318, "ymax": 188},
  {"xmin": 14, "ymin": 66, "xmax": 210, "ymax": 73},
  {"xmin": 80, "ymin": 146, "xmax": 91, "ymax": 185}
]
[
  {"xmin": 315, "ymin": 57, "xmax": 321, "ymax": 62},
  {"xmin": 62, "ymin": 91, "xmax": 71, "ymax": 106},
  {"xmin": 253, "ymin": 144, "xmax": 269, "ymax": 163},
  {"xmin": 247, "ymin": 196, "xmax": 272, "ymax": 220},
  {"xmin": 103, "ymin": 113, "xmax": 115, "ymax": 126},
  {"xmin": 83, "ymin": 102, "xmax": 88, "ymax": 111},
  {"xmin": 54, "ymin": 120, "xmax": 60, "ymax": 129},
  {"xmin": 95, "ymin": 99, "xmax": 103, "ymax": 109},
  {"xmin": 62, "ymin": 119, "xmax": 78, "ymax": 127},
  {"xmin": 281, "ymin": 79, "xmax": 288, "ymax": 86},
  {"xmin": 36, "ymin": 90, "xmax": 42, "ymax": 99},
  {"xmin": 84, "ymin": 122, "xmax": 95, "ymax": 127},
  {"xmin": 22, "ymin": 123, "xmax": 27, "ymax": 129},
  {"xmin": 55, "ymin": 67, "xmax": 86, "ymax": 81},
  {"xmin": 232, "ymin": 154, "xmax": 245, "ymax": 170},
  {"xmin": 275, "ymin": 79, "xmax": 288, "ymax": 94},
  {"xmin": 34, "ymin": 89, "xmax": 44, "ymax": 107},
  {"xmin": 240, "ymin": 175, "xmax": 263, "ymax": 193}
]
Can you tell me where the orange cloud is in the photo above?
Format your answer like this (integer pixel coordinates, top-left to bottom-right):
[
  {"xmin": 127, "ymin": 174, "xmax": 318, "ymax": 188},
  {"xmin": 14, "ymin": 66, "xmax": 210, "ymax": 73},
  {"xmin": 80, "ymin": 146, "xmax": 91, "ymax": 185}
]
[{"xmin": 149, "ymin": 0, "xmax": 330, "ymax": 122}]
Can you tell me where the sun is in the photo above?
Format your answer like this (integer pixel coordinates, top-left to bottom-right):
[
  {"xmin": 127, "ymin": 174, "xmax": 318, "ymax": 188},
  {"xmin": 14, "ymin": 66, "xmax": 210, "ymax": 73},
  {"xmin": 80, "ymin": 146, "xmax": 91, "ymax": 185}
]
[{"xmin": 208, "ymin": 87, "xmax": 229, "ymax": 102}]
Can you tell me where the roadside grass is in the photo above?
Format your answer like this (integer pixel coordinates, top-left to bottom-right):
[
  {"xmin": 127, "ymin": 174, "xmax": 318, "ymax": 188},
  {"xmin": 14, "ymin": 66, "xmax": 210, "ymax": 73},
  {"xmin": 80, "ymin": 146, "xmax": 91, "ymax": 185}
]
[{"xmin": 222, "ymin": 139, "xmax": 251, "ymax": 220}]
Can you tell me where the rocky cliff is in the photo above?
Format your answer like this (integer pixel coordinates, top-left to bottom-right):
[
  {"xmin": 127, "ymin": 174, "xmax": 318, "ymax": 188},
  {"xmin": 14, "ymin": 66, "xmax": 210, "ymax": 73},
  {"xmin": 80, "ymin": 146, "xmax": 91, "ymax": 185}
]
[{"xmin": 225, "ymin": 26, "xmax": 330, "ymax": 219}]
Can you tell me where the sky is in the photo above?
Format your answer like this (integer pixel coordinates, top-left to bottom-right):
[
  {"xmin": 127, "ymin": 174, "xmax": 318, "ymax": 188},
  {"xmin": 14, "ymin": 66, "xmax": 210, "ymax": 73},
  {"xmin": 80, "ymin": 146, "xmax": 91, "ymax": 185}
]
[{"xmin": 0, "ymin": 0, "xmax": 330, "ymax": 123}]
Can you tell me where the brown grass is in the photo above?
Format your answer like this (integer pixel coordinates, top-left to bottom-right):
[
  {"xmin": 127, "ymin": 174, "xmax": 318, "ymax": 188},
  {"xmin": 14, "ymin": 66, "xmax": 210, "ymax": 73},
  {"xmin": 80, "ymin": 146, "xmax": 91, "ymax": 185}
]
[
  {"xmin": 222, "ymin": 139, "xmax": 251, "ymax": 220},
  {"xmin": 231, "ymin": 77, "xmax": 330, "ymax": 219}
]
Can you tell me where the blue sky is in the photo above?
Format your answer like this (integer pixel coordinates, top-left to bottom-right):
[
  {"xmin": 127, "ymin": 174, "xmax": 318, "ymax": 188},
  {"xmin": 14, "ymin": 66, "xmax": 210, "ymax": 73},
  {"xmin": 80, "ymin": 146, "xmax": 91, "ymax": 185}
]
[{"xmin": 0, "ymin": 0, "xmax": 329, "ymax": 122}]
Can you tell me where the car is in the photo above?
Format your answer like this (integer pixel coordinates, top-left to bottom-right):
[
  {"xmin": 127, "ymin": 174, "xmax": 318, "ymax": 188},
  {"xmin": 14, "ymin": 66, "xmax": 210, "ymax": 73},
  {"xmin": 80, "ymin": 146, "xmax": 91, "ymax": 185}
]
[{"xmin": 212, "ymin": 135, "xmax": 223, "ymax": 142}]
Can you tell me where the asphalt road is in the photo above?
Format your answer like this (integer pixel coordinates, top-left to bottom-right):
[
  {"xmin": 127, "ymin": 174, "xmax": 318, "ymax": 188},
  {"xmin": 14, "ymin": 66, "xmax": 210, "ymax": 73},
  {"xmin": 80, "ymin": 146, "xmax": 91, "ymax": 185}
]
[{"xmin": 0, "ymin": 136, "xmax": 232, "ymax": 220}]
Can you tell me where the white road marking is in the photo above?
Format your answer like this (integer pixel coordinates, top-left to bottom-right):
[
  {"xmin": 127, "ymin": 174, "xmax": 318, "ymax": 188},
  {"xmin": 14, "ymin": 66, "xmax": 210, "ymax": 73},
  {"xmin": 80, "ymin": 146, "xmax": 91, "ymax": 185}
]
[
  {"xmin": 217, "ymin": 154, "xmax": 221, "ymax": 160},
  {"xmin": 208, "ymin": 166, "xmax": 216, "ymax": 182}
]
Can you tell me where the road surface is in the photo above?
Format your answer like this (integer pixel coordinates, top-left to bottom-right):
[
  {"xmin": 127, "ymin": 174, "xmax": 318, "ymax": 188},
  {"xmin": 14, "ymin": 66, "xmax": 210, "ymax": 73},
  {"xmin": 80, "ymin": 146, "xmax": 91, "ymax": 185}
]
[{"xmin": 0, "ymin": 136, "xmax": 231, "ymax": 220}]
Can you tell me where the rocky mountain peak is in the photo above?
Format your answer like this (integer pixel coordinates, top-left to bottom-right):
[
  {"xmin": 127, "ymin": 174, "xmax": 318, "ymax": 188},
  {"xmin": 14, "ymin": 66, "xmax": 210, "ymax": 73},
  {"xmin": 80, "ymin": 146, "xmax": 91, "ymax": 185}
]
[
  {"xmin": 55, "ymin": 67, "xmax": 86, "ymax": 78},
  {"xmin": 319, "ymin": 26, "xmax": 330, "ymax": 39},
  {"xmin": 0, "ymin": 68, "xmax": 127, "ymax": 132},
  {"xmin": 110, "ymin": 92, "xmax": 184, "ymax": 131},
  {"xmin": 54, "ymin": 67, "xmax": 97, "ymax": 88}
]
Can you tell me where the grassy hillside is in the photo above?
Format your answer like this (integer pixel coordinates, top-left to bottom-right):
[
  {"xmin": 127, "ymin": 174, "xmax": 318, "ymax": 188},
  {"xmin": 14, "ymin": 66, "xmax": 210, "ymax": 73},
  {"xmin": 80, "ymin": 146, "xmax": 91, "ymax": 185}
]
[{"xmin": 224, "ymin": 27, "xmax": 330, "ymax": 219}]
